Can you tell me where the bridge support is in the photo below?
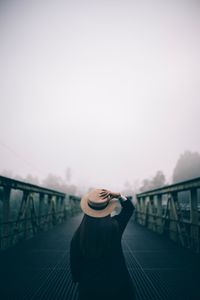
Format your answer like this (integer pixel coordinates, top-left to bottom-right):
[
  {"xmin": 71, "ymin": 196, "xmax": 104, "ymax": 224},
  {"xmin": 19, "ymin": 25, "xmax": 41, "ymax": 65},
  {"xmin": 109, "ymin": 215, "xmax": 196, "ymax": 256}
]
[
  {"xmin": 190, "ymin": 188, "xmax": 199, "ymax": 252},
  {"xmin": 38, "ymin": 193, "xmax": 45, "ymax": 230},
  {"xmin": 156, "ymin": 194, "xmax": 162, "ymax": 234},
  {"xmin": 0, "ymin": 176, "xmax": 81, "ymax": 250},
  {"xmin": 169, "ymin": 193, "xmax": 183, "ymax": 245},
  {"xmin": 1, "ymin": 187, "xmax": 11, "ymax": 249},
  {"xmin": 148, "ymin": 196, "xmax": 154, "ymax": 231},
  {"xmin": 136, "ymin": 177, "xmax": 200, "ymax": 253}
]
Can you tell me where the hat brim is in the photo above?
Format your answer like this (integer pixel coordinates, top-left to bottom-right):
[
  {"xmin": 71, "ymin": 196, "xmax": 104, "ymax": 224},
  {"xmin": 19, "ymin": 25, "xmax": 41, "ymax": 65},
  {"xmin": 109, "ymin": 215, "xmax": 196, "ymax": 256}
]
[{"xmin": 80, "ymin": 192, "xmax": 118, "ymax": 218}]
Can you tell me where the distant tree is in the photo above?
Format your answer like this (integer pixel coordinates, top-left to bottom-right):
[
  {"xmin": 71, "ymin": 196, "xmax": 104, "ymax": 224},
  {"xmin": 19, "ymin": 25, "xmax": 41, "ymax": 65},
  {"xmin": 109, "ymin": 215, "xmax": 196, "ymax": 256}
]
[
  {"xmin": 140, "ymin": 170, "xmax": 166, "ymax": 192},
  {"xmin": 140, "ymin": 178, "xmax": 152, "ymax": 192},
  {"xmin": 122, "ymin": 180, "xmax": 134, "ymax": 196},
  {"xmin": 172, "ymin": 150, "xmax": 200, "ymax": 183},
  {"xmin": 121, "ymin": 180, "xmax": 140, "ymax": 203},
  {"xmin": 42, "ymin": 173, "xmax": 78, "ymax": 195},
  {"xmin": 1, "ymin": 169, "xmax": 13, "ymax": 178},
  {"xmin": 151, "ymin": 170, "xmax": 166, "ymax": 189},
  {"xmin": 42, "ymin": 173, "xmax": 65, "ymax": 191},
  {"xmin": 65, "ymin": 167, "xmax": 72, "ymax": 182},
  {"xmin": 14, "ymin": 174, "xmax": 24, "ymax": 181},
  {"xmin": 25, "ymin": 174, "xmax": 40, "ymax": 185}
]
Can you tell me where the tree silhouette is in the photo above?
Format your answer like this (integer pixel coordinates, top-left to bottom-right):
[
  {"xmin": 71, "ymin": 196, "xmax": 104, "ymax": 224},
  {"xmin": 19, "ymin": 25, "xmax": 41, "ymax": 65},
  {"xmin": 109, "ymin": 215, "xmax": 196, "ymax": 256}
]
[
  {"xmin": 140, "ymin": 170, "xmax": 166, "ymax": 192},
  {"xmin": 173, "ymin": 150, "xmax": 200, "ymax": 183}
]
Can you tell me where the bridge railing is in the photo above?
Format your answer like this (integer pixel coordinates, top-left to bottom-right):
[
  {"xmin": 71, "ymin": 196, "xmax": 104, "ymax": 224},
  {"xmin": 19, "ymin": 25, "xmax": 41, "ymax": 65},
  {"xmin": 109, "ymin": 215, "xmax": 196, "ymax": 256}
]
[
  {"xmin": 135, "ymin": 177, "xmax": 200, "ymax": 252},
  {"xmin": 0, "ymin": 176, "xmax": 80, "ymax": 250}
]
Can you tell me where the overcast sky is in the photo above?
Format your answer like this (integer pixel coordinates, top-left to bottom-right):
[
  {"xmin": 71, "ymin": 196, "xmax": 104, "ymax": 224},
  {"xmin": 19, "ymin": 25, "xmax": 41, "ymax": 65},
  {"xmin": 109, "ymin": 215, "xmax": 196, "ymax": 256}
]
[{"xmin": 0, "ymin": 0, "xmax": 200, "ymax": 191}]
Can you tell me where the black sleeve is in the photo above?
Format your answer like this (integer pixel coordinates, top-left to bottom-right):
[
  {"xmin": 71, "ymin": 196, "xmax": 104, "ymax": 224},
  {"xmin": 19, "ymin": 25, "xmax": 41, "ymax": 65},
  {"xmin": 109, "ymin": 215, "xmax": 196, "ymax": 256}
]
[
  {"xmin": 112, "ymin": 198, "xmax": 135, "ymax": 234},
  {"xmin": 69, "ymin": 232, "xmax": 82, "ymax": 283}
]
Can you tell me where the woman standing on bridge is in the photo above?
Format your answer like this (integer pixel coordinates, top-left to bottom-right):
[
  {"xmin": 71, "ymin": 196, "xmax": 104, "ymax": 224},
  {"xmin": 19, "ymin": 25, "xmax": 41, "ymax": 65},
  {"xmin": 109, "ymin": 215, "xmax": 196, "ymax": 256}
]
[{"xmin": 70, "ymin": 188, "xmax": 136, "ymax": 300}]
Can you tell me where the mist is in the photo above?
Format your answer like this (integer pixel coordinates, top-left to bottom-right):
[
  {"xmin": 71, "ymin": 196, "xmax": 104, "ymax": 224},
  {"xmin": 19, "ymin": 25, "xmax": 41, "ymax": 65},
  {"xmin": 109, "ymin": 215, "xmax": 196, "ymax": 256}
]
[{"xmin": 0, "ymin": 0, "xmax": 200, "ymax": 192}]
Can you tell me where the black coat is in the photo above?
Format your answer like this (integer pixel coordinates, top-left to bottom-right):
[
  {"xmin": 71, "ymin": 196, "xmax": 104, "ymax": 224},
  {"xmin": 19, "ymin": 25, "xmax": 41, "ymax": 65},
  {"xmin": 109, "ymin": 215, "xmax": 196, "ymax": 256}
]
[{"xmin": 70, "ymin": 199, "xmax": 136, "ymax": 300}]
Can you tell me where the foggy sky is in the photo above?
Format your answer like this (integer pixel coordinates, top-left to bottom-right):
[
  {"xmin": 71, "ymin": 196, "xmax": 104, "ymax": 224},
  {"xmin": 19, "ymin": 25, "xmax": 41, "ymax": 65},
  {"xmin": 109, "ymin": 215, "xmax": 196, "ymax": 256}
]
[{"xmin": 0, "ymin": 0, "xmax": 200, "ymax": 191}]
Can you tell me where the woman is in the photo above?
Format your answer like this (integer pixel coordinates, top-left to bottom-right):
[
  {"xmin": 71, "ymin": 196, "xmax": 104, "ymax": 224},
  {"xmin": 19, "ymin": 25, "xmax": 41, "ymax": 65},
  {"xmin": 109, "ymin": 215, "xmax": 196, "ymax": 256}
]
[{"xmin": 70, "ymin": 188, "xmax": 136, "ymax": 300}]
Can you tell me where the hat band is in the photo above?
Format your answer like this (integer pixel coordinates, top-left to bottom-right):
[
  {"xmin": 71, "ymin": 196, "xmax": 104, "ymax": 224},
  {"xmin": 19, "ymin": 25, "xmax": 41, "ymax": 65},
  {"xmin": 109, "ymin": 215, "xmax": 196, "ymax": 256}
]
[{"xmin": 88, "ymin": 200, "xmax": 109, "ymax": 211}]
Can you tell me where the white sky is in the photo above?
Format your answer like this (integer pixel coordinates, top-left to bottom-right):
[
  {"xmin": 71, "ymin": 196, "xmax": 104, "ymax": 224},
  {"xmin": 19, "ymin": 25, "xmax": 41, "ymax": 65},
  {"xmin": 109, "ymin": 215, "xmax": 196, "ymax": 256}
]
[{"xmin": 0, "ymin": 0, "xmax": 200, "ymax": 191}]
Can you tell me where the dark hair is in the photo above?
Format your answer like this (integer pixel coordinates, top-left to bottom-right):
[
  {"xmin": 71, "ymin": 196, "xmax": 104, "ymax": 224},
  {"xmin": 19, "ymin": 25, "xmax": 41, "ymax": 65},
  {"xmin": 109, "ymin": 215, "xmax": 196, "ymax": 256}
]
[{"xmin": 75, "ymin": 214, "xmax": 119, "ymax": 259}]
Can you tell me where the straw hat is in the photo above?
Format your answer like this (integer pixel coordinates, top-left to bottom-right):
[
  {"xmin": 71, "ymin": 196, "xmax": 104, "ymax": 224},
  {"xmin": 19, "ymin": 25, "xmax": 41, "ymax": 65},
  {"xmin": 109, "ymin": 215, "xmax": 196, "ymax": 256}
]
[{"xmin": 80, "ymin": 188, "xmax": 118, "ymax": 218}]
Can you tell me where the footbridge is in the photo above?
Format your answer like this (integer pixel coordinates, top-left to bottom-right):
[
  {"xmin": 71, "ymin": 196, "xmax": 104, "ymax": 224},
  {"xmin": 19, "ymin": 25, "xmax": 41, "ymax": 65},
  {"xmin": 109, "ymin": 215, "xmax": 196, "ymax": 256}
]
[{"xmin": 0, "ymin": 176, "xmax": 199, "ymax": 300}]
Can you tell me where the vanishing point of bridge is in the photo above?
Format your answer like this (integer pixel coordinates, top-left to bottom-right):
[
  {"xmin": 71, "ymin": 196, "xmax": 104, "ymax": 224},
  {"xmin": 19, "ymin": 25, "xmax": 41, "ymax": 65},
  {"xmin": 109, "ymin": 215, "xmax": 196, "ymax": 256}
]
[{"xmin": 0, "ymin": 175, "xmax": 200, "ymax": 300}]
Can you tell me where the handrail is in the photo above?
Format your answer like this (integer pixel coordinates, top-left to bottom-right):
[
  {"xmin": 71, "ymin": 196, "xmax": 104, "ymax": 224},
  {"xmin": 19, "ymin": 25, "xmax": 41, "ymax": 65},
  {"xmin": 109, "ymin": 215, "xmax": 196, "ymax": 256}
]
[
  {"xmin": 137, "ymin": 176, "xmax": 200, "ymax": 197},
  {"xmin": 0, "ymin": 175, "xmax": 65, "ymax": 197},
  {"xmin": 0, "ymin": 175, "xmax": 80, "ymax": 250},
  {"xmin": 135, "ymin": 177, "xmax": 200, "ymax": 253}
]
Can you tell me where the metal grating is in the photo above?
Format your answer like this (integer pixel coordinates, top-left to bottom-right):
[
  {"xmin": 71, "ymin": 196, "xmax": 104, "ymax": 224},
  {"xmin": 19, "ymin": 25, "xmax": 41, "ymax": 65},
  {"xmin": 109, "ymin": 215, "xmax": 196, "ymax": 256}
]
[{"xmin": 0, "ymin": 214, "xmax": 199, "ymax": 300}]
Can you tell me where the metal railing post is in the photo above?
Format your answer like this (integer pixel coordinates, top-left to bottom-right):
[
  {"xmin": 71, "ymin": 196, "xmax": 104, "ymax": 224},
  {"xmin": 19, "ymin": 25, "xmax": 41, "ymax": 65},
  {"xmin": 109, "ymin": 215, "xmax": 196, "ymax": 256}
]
[
  {"xmin": 1, "ymin": 186, "xmax": 11, "ymax": 249},
  {"xmin": 156, "ymin": 194, "xmax": 162, "ymax": 234},
  {"xmin": 190, "ymin": 188, "xmax": 199, "ymax": 252}
]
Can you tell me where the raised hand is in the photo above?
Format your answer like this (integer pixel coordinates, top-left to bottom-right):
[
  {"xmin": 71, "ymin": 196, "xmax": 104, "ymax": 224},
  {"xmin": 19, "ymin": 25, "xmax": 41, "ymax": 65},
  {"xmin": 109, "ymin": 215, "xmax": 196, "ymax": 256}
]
[{"xmin": 99, "ymin": 189, "xmax": 121, "ymax": 200}]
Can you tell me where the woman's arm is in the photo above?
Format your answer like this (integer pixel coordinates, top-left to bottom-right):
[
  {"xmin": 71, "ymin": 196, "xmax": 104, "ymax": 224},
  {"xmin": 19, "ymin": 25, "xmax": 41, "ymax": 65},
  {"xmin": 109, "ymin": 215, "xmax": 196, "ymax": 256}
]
[
  {"xmin": 99, "ymin": 190, "xmax": 135, "ymax": 234},
  {"xmin": 113, "ymin": 195, "xmax": 135, "ymax": 234},
  {"xmin": 113, "ymin": 194, "xmax": 135, "ymax": 234}
]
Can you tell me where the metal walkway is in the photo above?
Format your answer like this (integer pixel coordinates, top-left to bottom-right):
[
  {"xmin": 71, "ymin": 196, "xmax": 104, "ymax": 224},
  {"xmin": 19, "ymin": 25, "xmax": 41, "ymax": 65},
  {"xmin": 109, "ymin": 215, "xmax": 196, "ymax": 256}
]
[{"xmin": 0, "ymin": 214, "xmax": 199, "ymax": 300}]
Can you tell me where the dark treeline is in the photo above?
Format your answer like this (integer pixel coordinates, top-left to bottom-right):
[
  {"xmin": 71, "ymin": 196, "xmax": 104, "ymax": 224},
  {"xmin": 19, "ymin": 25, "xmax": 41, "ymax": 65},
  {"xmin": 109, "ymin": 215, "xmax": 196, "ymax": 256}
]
[
  {"xmin": 2, "ymin": 150, "xmax": 200, "ymax": 197},
  {"xmin": 1, "ymin": 167, "xmax": 85, "ymax": 196},
  {"xmin": 172, "ymin": 150, "xmax": 200, "ymax": 183},
  {"xmin": 1, "ymin": 150, "xmax": 200, "ymax": 223},
  {"xmin": 0, "ymin": 168, "xmax": 83, "ymax": 223},
  {"xmin": 122, "ymin": 150, "xmax": 200, "ymax": 209}
]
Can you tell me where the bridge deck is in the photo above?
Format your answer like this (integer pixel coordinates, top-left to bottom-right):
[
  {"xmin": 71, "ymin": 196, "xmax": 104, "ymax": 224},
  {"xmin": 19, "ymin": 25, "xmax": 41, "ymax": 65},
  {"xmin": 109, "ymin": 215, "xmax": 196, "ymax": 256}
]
[{"xmin": 0, "ymin": 214, "xmax": 199, "ymax": 300}]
